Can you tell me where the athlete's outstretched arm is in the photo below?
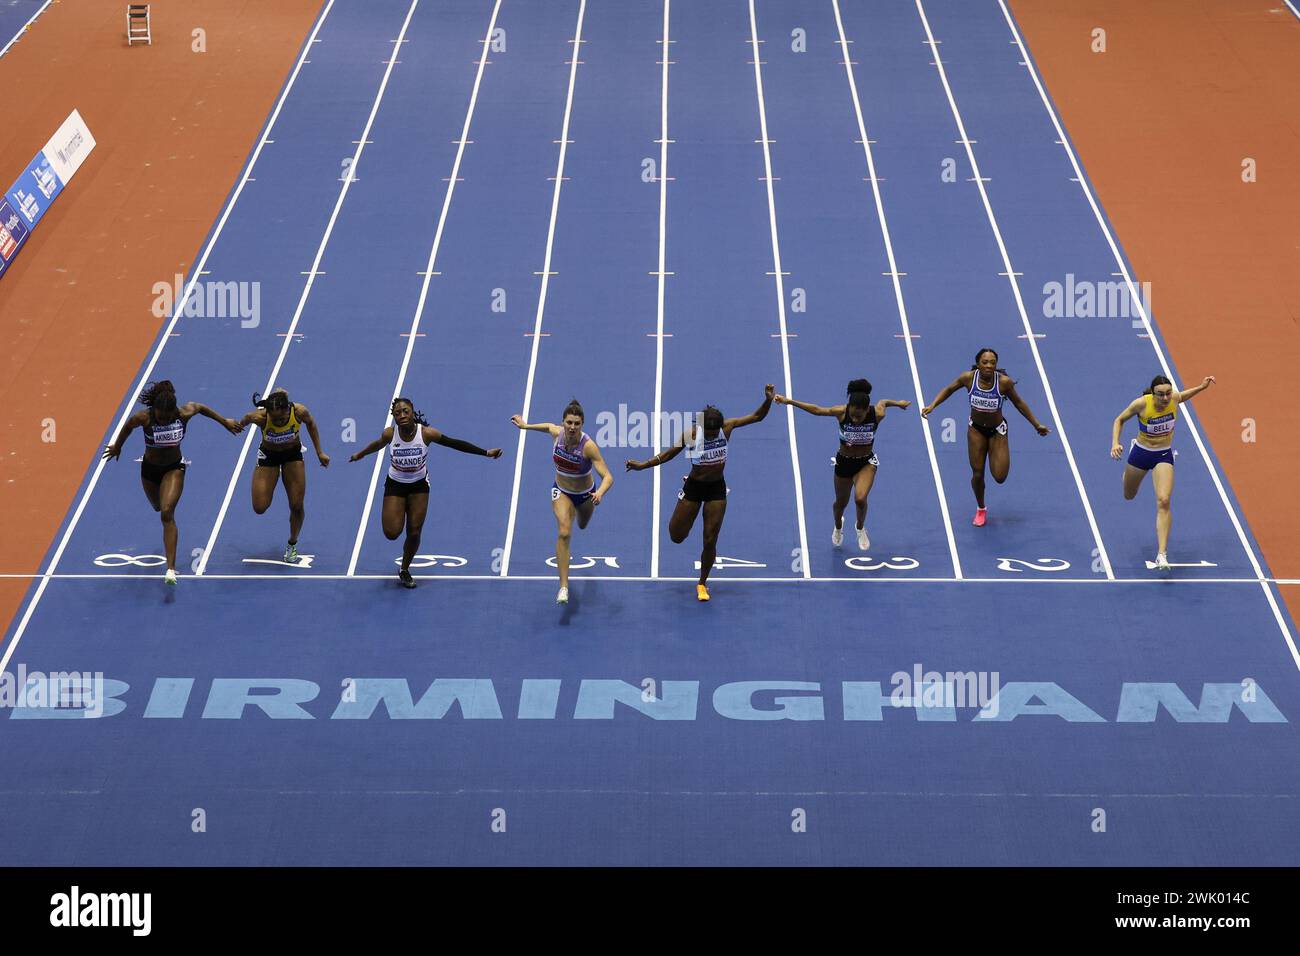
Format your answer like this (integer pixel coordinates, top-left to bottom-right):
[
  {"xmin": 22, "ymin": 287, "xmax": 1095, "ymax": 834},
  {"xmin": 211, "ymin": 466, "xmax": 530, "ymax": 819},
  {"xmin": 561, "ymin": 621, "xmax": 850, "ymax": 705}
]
[
  {"xmin": 725, "ymin": 384, "xmax": 776, "ymax": 433},
  {"xmin": 775, "ymin": 395, "xmax": 842, "ymax": 416},
  {"xmin": 103, "ymin": 410, "xmax": 149, "ymax": 460},
  {"xmin": 921, "ymin": 373, "xmax": 971, "ymax": 418},
  {"xmin": 184, "ymin": 401, "xmax": 243, "ymax": 434},
  {"xmin": 626, "ymin": 436, "xmax": 686, "ymax": 471},
  {"xmin": 874, "ymin": 398, "xmax": 912, "ymax": 422},
  {"xmin": 511, "ymin": 415, "xmax": 560, "ymax": 437},
  {"xmin": 297, "ymin": 404, "xmax": 330, "ymax": 467},
  {"xmin": 1003, "ymin": 380, "xmax": 1050, "ymax": 436},
  {"xmin": 423, "ymin": 425, "xmax": 502, "ymax": 459},
  {"xmin": 349, "ymin": 426, "xmax": 394, "ymax": 462},
  {"xmin": 1176, "ymin": 376, "xmax": 1215, "ymax": 404},
  {"xmin": 1110, "ymin": 398, "xmax": 1144, "ymax": 458},
  {"xmin": 585, "ymin": 442, "xmax": 614, "ymax": 504}
]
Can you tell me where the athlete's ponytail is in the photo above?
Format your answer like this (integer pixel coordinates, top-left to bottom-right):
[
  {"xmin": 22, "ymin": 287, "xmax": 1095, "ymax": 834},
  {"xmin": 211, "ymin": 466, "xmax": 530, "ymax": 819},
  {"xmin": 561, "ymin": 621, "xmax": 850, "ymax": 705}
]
[
  {"xmin": 1143, "ymin": 375, "xmax": 1173, "ymax": 396},
  {"xmin": 391, "ymin": 396, "xmax": 429, "ymax": 426},
  {"xmin": 139, "ymin": 380, "xmax": 177, "ymax": 414},
  {"xmin": 253, "ymin": 388, "xmax": 290, "ymax": 412},
  {"xmin": 562, "ymin": 398, "xmax": 585, "ymax": 423}
]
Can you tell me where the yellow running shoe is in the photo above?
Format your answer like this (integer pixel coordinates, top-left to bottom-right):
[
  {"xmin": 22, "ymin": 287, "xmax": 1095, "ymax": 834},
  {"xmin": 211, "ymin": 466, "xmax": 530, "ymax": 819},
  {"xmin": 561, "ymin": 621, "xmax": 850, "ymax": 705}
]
[{"xmin": 696, "ymin": 584, "xmax": 710, "ymax": 602}]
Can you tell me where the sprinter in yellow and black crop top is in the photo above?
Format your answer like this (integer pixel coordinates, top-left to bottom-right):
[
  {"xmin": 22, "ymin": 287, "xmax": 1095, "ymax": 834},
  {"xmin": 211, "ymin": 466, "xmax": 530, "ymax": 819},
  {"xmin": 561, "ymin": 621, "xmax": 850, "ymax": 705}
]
[
  {"xmin": 240, "ymin": 389, "xmax": 330, "ymax": 565},
  {"xmin": 1110, "ymin": 373, "xmax": 1216, "ymax": 571}
]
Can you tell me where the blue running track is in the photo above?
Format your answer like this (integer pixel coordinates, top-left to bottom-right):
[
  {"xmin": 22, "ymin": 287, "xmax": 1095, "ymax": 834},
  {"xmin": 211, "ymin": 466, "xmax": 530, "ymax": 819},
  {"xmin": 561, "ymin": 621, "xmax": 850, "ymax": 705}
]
[{"xmin": 2, "ymin": 0, "xmax": 1297, "ymax": 865}]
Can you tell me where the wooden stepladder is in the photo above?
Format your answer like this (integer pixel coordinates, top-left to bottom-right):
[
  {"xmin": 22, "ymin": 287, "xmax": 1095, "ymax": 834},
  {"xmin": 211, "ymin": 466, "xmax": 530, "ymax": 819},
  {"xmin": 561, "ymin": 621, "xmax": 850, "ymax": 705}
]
[{"xmin": 126, "ymin": 4, "xmax": 151, "ymax": 45}]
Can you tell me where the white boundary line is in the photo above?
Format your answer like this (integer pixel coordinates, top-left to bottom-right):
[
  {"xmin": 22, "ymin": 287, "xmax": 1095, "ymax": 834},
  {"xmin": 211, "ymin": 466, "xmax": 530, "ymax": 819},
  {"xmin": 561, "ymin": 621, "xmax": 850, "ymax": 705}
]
[
  {"xmin": 914, "ymin": 0, "xmax": 1113, "ymax": 580},
  {"xmin": 346, "ymin": 0, "xmax": 502, "ymax": 576},
  {"xmin": 0, "ymin": 0, "xmax": 53, "ymax": 59},
  {"xmin": 197, "ymin": 0, "xmax": 421, "ymax": 576},
  {"xmin": 0, "ymin": 0, "xmax": 338, "ymax": 669},
  {"xmin": 1285, "ymin": 0, "xmax": 1300, "ymax": 23},
  {"xmin": 499, "ymin": 0, "xmax": 587, "ymax": 578},
  {"xmin": 0, "ymin": 573, "xmax": 1286, "ymax": 585},
  {"xmin": 650, "ymin": 0, "xmax": 671, "ymax": 579},
  {"xmin": 748, "ymin": 0, "xmax": 812, "ymax": 579},
  {"xmin": 995, "ymin": 0, "xmax": 1300, "ymax": 671},
  {"xmin": 831, "ymin": 0, "xmax": 961, "ymax": 579}
]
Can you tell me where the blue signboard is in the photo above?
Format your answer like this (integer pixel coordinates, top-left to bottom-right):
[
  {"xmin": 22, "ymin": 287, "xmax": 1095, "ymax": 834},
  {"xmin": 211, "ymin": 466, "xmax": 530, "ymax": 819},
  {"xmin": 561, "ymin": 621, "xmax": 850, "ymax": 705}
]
[
  {"xmin": 7, "ymin": 151, "xmax": 63, "ymax": 228},
  {"xmin": 0, "ymin": 199, "xmax": 30, "ymax": 275}
]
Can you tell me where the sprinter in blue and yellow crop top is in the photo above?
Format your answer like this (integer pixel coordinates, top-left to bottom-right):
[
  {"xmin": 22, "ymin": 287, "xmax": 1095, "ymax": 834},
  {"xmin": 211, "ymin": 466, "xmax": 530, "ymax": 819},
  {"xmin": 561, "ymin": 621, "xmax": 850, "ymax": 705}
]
[{"xmin": 1111, "ymin": 373, "xmax": 1216, "ymax": 571}]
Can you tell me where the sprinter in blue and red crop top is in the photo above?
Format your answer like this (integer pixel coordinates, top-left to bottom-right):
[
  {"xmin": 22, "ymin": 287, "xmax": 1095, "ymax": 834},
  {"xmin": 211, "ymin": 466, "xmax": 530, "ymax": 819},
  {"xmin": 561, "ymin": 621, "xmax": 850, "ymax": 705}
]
[
  {"xmin": 626, "ymin": 384, "xmax": 774, "ymax": 603},
  {"xmin": 512, "ymin": 398, "xmax": 614, "ymax": 605},
  {"xmin": 102, "ymin": 380, "xmax": 244, "ymax": 584},
  {"xmin": 921, "ymin": 348, "xmax": 1051, "ymax": 527},
  {"xmin": 777, "ymin": 377, "xmax": 911, "ymax": 552}
]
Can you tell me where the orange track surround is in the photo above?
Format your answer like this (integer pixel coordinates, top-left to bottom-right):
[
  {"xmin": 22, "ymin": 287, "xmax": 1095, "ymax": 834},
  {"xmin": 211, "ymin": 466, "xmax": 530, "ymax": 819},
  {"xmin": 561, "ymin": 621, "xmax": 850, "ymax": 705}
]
[{"xmin": 0, "ymin": 0, "xmax": 325, "ymax": 633}]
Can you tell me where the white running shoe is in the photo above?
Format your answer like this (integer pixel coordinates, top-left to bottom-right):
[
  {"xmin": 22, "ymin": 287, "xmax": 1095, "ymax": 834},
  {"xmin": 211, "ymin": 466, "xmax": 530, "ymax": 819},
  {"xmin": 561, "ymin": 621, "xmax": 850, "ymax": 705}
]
[
  {"xmin": 164, "ymin": 569, "xmax": 178, "ymax": 586},
  {"xmin": 556, "ymin": 586, "xmax": 569, "ymax": 605},
  {"xmin": 1155, "ymin": 552, "xmax": 1170, "ymax": 571},
  {"xmin": 832, "ymin": 522, "xmax": 844, "ymax": 547},
  {"xmin": 857, "ymin": 526, "xmax": 870, "ymax": 552}
]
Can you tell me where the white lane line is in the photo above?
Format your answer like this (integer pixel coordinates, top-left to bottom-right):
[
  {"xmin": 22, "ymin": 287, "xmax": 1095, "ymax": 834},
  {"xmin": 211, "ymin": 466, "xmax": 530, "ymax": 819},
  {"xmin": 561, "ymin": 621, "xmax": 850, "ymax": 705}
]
[
  {"xmin": 500, "ymin": 0, "xmax": 587, "ymax": 578},
  {"xmin": 197, "ymin": 0, "xmax": 421, "ymax": 576},
  {"xmin": 914, "ymin": 0, "xmax": 1114, "ymax": 580},
  {"xmin": 832, "ymin": 0, "xmax": 962, "ymax": 579},
  {"xmin": 995, "ymin": 0, "xmax": 1300, "ymax": 670},
  {"xmin": 651, "ymin": 0, "xmax": 671, "ymax": 579},
  {"xmin": 0, "ymin": 0, "xmax": 338, "ymax": 667},
  {"xmin": 0, "ymin": 0, "xmax": 52, "ymax": 59},
  {"xmin": 0, "ymin": 573, "xmax": 1283, "ymax": 585},
  {"xmin": 1285, "ymin": 1, "xmax": 1300, "ymax": 23},
  {"xmin": 748, "ymin": 0, "xmax": 812, "ymax": 579},
  {"xmin": 346, "ymin": 0, "xmax": 503, "ymax": 576}
]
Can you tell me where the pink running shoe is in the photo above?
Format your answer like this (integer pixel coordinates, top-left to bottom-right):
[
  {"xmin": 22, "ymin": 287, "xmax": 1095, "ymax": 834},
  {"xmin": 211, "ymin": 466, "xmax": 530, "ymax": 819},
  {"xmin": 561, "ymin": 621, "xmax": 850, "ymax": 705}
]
[{"xmin": 973, "ymin": 508, "xmax": 987, "ymax": 527}]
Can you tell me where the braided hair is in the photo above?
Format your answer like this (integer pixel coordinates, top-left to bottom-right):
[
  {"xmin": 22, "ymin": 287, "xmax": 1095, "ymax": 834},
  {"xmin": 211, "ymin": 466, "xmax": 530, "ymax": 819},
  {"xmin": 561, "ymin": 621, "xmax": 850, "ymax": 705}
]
[
  {"xmin": 253, "ymin": 388, "xmax": 291, "ymax": 413},
  {"xmin": 391, "ymin": 397, "xmax": 429, "ymax": 426}
]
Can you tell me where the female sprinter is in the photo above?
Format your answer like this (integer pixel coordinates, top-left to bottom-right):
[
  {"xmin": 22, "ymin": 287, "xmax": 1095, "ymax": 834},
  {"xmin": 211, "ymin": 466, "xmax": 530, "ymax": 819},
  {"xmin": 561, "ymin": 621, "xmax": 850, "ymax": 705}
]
[
  {"xmin": 921, "ymin": 348, "xmax": 1050, "ymax": 526},
  {"xmin": 351, "ymin": 397, "xmax": 501, "ymax": 589},
  {"xmin": 240, "ymin": 388, "xmax": 330, "ymax": 564},
  {"xmin": 102, "ymin": 380, "xmax": 243, "ymax": 584},
  {"xmin": 1110, "ymin": 374, "xmax": 1215, "ymax": 571},
  {"xmin": 511, "ymin": 399, "xmax": 614, "ymax": 605},
  {"xmin": 776, "ymin": 378, "xmax": 911, "ymax": 550},
  {"xmin": 626, "ymin": 384, "xmax": 774, "ymax": 602}
]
